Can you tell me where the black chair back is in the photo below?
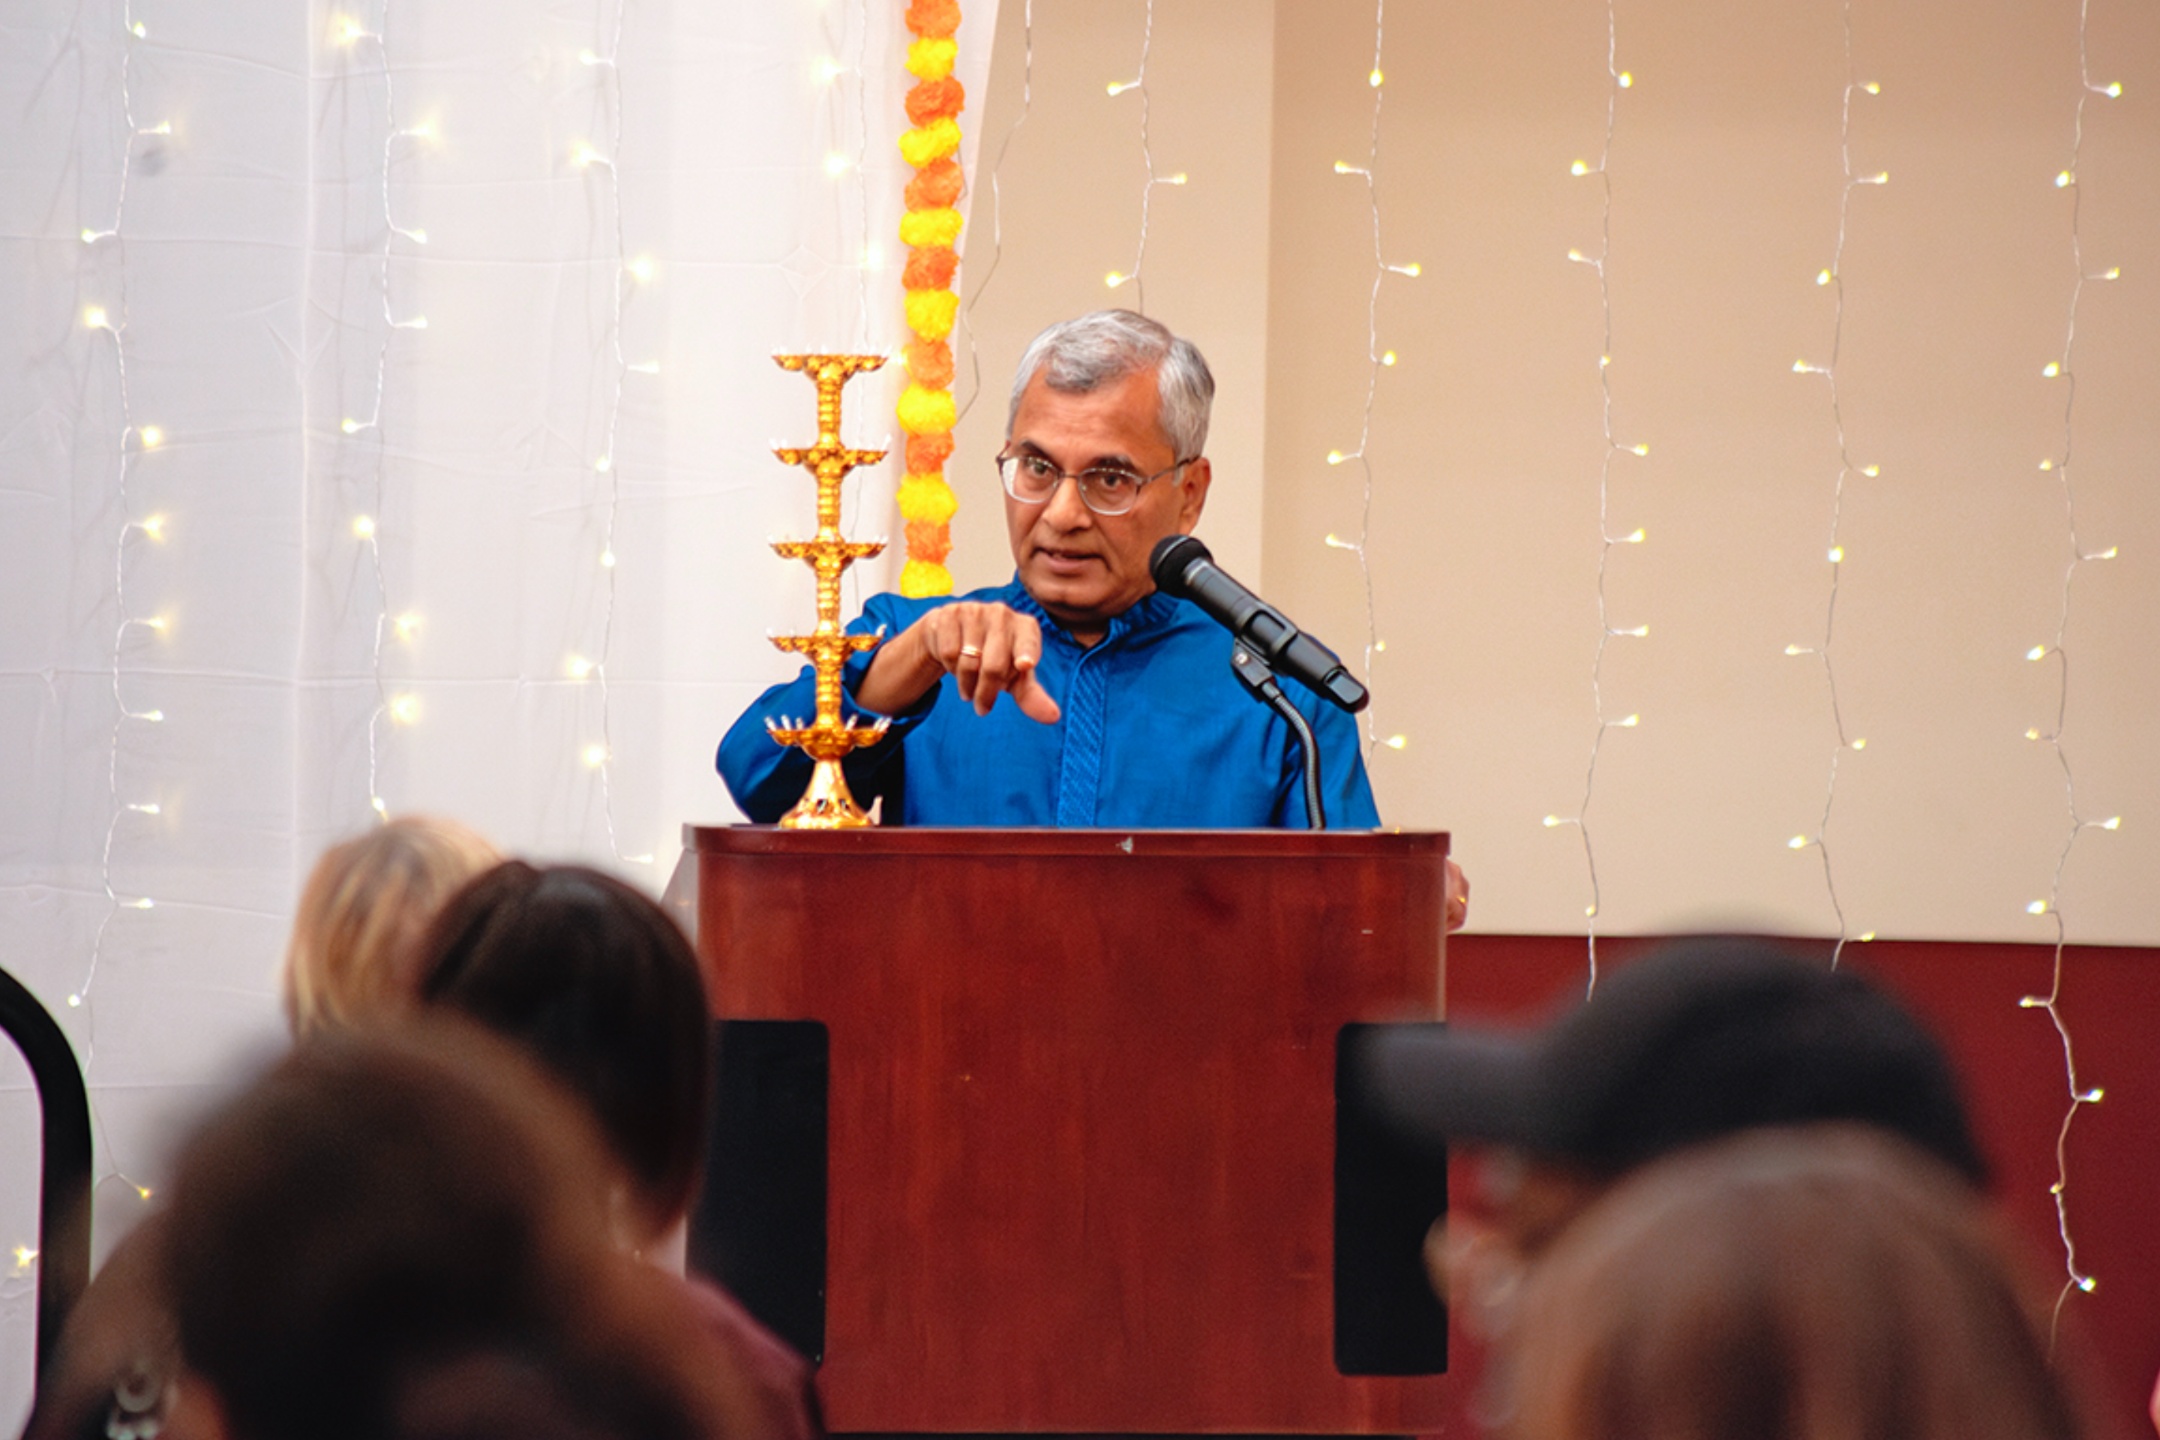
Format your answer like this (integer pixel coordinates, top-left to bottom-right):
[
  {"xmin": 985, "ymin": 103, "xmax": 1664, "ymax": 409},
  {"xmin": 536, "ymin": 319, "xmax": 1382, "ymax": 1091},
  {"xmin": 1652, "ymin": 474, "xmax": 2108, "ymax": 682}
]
[{"xmin": 0, "ymin": 967, "xmax": 93, "ymax": 1382}]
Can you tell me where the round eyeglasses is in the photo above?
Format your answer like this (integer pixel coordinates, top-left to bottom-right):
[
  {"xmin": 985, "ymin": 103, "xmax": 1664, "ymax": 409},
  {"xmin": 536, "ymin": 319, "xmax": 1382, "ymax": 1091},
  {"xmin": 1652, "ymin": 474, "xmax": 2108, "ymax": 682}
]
[{"xmin": 996, "ymin": 450, "xmax": 1192, "ymax": 517}]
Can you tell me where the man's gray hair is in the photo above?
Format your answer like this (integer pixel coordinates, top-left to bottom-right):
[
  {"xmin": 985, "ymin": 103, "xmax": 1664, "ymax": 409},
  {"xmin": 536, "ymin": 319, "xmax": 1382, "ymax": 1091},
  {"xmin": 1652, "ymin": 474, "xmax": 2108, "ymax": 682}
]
[{"xmin": 1006, "ymin": 310, "xmax": 1215, "ymax": 459}]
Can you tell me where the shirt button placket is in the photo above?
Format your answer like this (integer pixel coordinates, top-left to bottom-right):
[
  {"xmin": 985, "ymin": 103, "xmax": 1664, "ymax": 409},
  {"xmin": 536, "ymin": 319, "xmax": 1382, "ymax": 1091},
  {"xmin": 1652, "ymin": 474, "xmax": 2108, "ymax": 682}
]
[{"xmin": 1055, "ymin": 645, "xmax": 1109, "ymax": 827}]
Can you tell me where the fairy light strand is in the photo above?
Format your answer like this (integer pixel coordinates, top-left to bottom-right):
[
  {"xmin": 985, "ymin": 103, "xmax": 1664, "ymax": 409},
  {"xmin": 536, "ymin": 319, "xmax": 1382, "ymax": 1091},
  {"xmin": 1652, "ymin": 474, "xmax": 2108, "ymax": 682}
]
[
  {"xmin": 578, "ymin": 0, "xmax": 645, "ymax": 865},
  {"xmin": 1785, "ymin": 1, "xmax": 1884, "ymax": 967},
  {"xmin": 336, "ymin": 2, "xmax": 420, "ymax": 823},
  {"xmin": 808, "ymin": 0, "xmax": 878, "ymax": 587},
  {"xmin": 2020, "ymin": 0, "xmax": 2123, "ymax": 1344},
  {"xmin": 1322, "ymin": 0, "xmax": 1402, "ymax": 755},
  {"xmin": 1101, "ymin": 0, "xmax": 1186, "ymax": 310},
  {"xmin": 955, "ymin": 0, "xmax": 1033, "ymax": 425},
  {"xmin": 1547, "ymin": 1, "xmax": 1645, "ymax": 995},
  {"xmin": 75, "ymin": 0, "xmax": 164, "ymax": 1213},
  {"xmin": 850, "ymin": 0, "xmax": 874, "ymax": 357},
  {"xmin": 80, "ymin": 0, "xmax": 161, "ymax": 1025}
]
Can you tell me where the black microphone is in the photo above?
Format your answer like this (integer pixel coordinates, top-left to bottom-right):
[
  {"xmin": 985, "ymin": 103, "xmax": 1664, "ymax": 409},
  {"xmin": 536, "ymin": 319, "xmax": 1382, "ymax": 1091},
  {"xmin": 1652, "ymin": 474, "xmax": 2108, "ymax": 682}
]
[{"xmin": 1150, "ymin": 535, "xmax": 1370, "ymax": 713}]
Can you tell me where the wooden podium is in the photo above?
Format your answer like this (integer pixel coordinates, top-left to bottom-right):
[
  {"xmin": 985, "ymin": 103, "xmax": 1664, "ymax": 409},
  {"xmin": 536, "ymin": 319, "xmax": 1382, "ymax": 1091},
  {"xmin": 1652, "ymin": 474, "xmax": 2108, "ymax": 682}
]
[{"xmin": 676, "ymin": 825, "xmax": 1451, "ymax": 1435}]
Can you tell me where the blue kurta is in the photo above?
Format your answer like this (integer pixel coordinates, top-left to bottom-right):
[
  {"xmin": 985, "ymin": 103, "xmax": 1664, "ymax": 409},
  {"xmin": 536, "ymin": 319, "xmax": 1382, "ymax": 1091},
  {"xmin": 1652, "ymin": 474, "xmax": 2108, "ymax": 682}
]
[{"xmin": 717, "ymin": 579, "xmax": 1380, "ymax": 829}]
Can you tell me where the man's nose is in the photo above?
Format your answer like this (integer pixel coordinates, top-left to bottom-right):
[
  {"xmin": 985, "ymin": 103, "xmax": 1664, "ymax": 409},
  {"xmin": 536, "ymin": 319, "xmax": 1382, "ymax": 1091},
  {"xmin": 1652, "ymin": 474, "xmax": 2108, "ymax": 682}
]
[{"xmin": 1041, "ymin": 473, "xmax": 1093, "ymax": 528}]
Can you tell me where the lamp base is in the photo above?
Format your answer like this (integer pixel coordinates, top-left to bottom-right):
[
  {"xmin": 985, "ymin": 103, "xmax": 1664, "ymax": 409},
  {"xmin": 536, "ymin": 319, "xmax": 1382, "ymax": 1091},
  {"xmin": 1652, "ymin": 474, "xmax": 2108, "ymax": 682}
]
[{"xmin": 779, "ymin": 758, "xmax": 875, "ymax": 829}]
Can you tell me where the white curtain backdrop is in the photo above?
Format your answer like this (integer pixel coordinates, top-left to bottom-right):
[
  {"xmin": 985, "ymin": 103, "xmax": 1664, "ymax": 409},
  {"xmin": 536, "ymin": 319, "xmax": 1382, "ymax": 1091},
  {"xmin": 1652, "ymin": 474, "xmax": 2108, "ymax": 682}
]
[{"xmin": 0, "ymin": 0, "xmax": 996, "ymax": 1421}]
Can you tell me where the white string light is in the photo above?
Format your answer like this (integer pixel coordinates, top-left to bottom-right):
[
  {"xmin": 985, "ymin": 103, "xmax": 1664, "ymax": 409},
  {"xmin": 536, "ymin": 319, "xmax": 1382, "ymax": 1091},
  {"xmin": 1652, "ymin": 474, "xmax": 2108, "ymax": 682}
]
[
  {"xmin": 956, "ymin": 0, "xmax": 1034, "ymax": 423},
  {"xmin": 69, "ymin": 0, "xmax": 170, "ymax": 1217},
  {"xmin": 1320, "ymin": 1, "xmax": 1416, "ymax": 757},
  {"xmin": 333, "ymin": 3, "xmax": 424, "ymax": 824},
  {"xmin": 2019, "ymin": 0, "xmax": 2123, "ymax": 1344},
  {"xmin": 78, "ymin": 0, "xmax": 166, "ymax": 1025},
  {"xmin": 1547, "ymin": 1, "xmax": 1645, "ymax": 995},
  {"xmin": 848, "ymin": 0, "xmax": 874, "ymax": 356},
  {"xmin": 1784, "ymin": 3, "xmax": 1886, "ymax": 968},
  {"xmin": 807, "ymin": 1, "xmax": 877, "ymax": 591},
  {"xmin": 575, "ymin": 0, "xmax": 650, "ymax": 867},
  {"xmin": 1099, "ymin": 0, "xmax": 1187, "ymax": 309}
]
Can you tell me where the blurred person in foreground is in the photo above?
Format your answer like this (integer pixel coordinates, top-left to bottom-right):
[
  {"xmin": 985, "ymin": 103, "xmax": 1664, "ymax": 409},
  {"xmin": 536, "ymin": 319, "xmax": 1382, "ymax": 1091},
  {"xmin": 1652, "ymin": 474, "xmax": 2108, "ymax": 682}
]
[
  {"xmin": 25, "ymin": 815, "xmax": 500, "ymax": 1440},
  {"xmin": 408, "ymin": 860, "xmax": 821, "ymax": 1440},
  {"xmin": 1499, "ymin": 1125, "xmax": 2087, "ymax": 1440},
  {"xmin": 1356, "ymin": 936, "xmax": 1988, "ymax": 1347},
  {"xmin": 159, "ymin": 1020, "xmax": 769, "ymax": 1440}
]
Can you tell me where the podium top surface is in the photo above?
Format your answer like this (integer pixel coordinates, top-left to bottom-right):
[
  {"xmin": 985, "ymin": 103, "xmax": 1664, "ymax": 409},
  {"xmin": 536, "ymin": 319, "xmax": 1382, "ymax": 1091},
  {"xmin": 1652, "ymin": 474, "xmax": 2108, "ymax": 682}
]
[{"xmin": 684, "ymin": 823, "xmax": 1447, "ymax": 860}]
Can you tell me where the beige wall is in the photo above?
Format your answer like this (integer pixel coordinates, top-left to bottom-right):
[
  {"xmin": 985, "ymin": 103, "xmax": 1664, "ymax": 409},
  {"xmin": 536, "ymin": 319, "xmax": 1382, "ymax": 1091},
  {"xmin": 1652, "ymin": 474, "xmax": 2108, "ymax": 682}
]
[
  {"xmin": 960, "ymin": 0, "xmax": 2160, "ymax": 944},
  {"xmin": 953, "ymin": 0, "xmax": 1276, "ymax": 588}
]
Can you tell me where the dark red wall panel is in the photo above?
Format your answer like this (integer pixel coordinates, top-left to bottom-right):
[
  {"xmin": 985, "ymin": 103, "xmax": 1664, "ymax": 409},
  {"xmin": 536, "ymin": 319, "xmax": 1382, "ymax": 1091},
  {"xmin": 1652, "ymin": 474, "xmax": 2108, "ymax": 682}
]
[{"xmin": 1445, "ymin": 933, "xmax": 2160, "ymax": 1440}]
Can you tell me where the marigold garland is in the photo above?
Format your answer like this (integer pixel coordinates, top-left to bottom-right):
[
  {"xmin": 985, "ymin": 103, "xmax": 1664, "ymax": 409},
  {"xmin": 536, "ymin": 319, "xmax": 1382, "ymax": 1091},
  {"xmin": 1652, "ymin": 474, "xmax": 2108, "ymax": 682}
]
[
  {"xmin": 897, "ymin": 473, "xmax": 959, "ymax": 523},
  {"xmin": 902, "ymin": 291, "xmax": 959, "ymax": 342},
  {"xmin": 904, "ymin": 160, "xmax": 963, "ymax": 211},
  {"xmin": 903, "ymin": 338, "xmax": 955, "ymax": 390},
  {"xmin": 897, "ymin": 0, "xmax": 965, "ymax": 597},
  {"xmin": 901, "ymin": 246, "xmax": 957, "ymax": 292},
  {"xmin": 905, "ymin": 432, "xmax": 954, "ymax": 473}
]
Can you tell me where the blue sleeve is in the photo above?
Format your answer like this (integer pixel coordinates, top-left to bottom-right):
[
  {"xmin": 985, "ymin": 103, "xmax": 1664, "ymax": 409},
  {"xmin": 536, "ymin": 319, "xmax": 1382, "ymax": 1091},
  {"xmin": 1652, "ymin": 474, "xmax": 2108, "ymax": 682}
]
[
  {"xmin": 715, "ymin": 596, "xmax": 940, "ymax": 823},
  {"xmin": 1276, "ymin": 696, "xmax": 1381, "ymax": 831}
]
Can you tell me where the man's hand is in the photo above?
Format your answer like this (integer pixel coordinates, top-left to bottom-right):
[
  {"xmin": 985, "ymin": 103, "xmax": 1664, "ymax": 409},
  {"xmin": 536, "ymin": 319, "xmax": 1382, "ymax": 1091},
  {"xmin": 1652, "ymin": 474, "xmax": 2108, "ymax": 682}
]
[
  {"xmin": 855, "ymin": 602, "xmax": 1062, "ymax": 724},
  {"xmin": 1445, "ymin": 857, "xmax": 1470, "ymax": 933}
]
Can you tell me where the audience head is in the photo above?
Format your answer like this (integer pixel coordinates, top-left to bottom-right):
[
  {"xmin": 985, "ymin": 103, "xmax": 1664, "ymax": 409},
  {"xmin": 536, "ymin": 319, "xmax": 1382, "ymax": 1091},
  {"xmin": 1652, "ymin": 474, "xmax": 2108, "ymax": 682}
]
[
  {"xmin": 410, "ymin": 861, "xmax": 712, "ymax": 1243},
  {"xmin": 1500, "ymin": 1125, "xmax": 2082, "ymax": 1440},
  {"xmin": 281, "ymin": 815, "xmax": 499, "ymax": 1035},
  {"xmin": 162, "ymin": 1021, "xmax": 714, "ymax": 1440},
  {"xmin": 1362, "ymin": 936, "xmax": 1987, "ymax": 1263}
]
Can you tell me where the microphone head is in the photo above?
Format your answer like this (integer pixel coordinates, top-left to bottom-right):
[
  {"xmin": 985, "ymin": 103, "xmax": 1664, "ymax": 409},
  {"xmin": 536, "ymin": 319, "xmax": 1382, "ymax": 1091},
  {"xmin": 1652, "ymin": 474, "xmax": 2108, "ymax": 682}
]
[
  {"xmin": 1324, "ymin": 669, "xmax": 1371, "ymax": 714},
  {"xmin": 1150, "ymin": 534, "xmax": 1212, "ymax": 598}
]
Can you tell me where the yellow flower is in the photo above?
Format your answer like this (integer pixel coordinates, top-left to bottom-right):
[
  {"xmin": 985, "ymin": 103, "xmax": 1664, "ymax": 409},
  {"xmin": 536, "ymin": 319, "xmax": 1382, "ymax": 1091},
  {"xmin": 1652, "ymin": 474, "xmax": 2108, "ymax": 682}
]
[
  {"xmin": 906, "ymin": 38, "xmax": 958, "ymax": 81},
  {"xmin": 897, "ymin": 383, "xmax": 958, "ymax": 435},
  {"xmin": 898, "ymin": 474, "xmax": 960, "ymax": 524},
  {"xmin": 902, "ymin": 290, "xmax": 960, "ymax": 343},
  {"xmin": 898, "ymin": 207, "xmax": 964, "ymax": 250},
  {"xmin": 900, "ymin": 558, "xmax": 954, "ymax": 599},
  {"xmin": 898, "ymin": 117, "xmax": 962, "ymax": 169}
]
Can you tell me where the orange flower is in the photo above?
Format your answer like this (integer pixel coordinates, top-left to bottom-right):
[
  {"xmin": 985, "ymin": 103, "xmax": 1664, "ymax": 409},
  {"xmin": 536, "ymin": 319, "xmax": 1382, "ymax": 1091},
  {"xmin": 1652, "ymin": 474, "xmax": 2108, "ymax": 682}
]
[
  {"xmin": 906, "ymin": 433, "xmax": 955, "ymax": 472},
  {"xmin": 904, "ymin": 338, "xmax": 955, "ymax": 390},
  {"xmin": 905, "ymin": 159, "xmax": 964, "ymax": 212},
  {"xmin": 902, "ymin": 246, "xmax": 959, "ymax": 292},
  {"xmin": 906, "ymin": 77, "xmax": 965, "ymax": 126},
  {"xmin": 905, "ymin": 519, "xmax": 956, "ymax": 564},
  {"xmin": 905, "ymin": 0, "xmax": 960, "ymax": 40}
]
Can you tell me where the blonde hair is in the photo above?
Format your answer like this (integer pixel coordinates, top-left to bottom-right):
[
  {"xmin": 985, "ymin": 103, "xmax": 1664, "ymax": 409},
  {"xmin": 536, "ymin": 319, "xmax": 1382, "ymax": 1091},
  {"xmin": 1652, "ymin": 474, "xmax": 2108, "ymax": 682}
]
[{"xmin": 281, "ymin": 816, "xmax": 499, "ymax": 1035}]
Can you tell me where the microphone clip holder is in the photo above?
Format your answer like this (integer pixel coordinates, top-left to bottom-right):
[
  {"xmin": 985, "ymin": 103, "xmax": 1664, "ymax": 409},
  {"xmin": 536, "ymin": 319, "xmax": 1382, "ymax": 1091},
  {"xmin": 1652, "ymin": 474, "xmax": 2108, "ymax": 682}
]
[{"xmin": 1231, "ymin": 644, "xmax": 1327, "ymax": 831}]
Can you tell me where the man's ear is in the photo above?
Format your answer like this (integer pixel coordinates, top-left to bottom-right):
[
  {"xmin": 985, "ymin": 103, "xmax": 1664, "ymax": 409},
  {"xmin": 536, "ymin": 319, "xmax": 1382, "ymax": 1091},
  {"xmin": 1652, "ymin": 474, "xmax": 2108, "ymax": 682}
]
[{"xmin": 1174, "ymin": 456, "xmax": 1211, "ymax": 532}]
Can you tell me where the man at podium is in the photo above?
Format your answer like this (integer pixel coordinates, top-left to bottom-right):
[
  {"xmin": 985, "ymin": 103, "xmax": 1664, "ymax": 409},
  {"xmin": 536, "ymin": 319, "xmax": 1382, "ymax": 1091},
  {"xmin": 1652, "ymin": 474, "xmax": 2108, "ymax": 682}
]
[{"xmin": 718, "ymin": 310, "xmax": 1380, "ymax": 832}]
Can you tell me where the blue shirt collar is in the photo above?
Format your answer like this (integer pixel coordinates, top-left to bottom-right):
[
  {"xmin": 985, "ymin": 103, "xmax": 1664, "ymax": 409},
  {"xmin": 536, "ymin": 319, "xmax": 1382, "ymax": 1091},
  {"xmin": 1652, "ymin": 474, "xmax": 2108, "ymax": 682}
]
[{"xmin": 1006, "ymin": 576, "xmax": 1180, "ymax": 651}]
